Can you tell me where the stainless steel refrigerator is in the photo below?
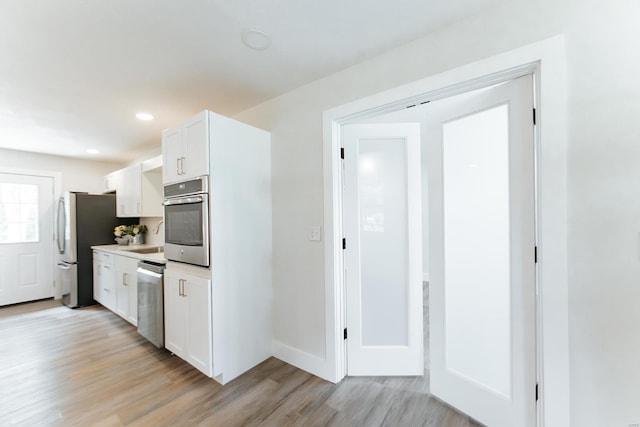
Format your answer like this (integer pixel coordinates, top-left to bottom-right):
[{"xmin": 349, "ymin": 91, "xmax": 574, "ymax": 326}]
[{"xmin": 55, "ymin": 192, "xmax": 137, "ymax": 308}]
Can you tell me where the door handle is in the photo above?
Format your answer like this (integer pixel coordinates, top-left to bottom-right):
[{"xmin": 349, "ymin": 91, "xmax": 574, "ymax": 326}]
[
  {"xmin": 123, "ymin": 273, "xmax": 128, "ymax": 286},
  {"xmin": 56, "ymin": 198, "xmax": 66, "ymax": 254},
  {"xmin": 57, "ymin": 262, "xmax": 71, "ymax": 270}
]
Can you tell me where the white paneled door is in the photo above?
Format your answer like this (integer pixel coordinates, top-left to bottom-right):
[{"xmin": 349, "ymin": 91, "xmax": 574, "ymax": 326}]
[
  {"xmin": 343, "ymin": 123, "xmax": 423, "ymax": 376},
  {"xmin": 0, "ymin": 173, "xmax": 54, "ymax": 306},
  {"xmin": 427, "ymin": 75, "xmax": 536, "ymax": 426}
]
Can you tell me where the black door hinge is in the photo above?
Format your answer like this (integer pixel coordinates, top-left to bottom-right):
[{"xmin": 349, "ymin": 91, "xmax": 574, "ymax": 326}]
[
  {"xmin": 342, "ymin": 238, "xmax": 346, "ymax": 250},
  {"xmin": 535, "ymin": 383, "xmax": 539, "ymax": 401},
  {"xmin": 533, "ymin": 108, "xmax": 537, "ymax": 125},
  {"xmin": 340, "ymin": 147, "xmax": 344, "ymax": 159},
  {"xmin": 534, "ymin": 246, "xmax": 538, "ymax": 263},
  {"xmin": 344, "ymin": 328, "xmax": 348, "ymax": 340}
]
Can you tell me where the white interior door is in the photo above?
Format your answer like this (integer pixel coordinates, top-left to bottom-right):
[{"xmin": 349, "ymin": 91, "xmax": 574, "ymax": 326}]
[
  {"xmin": 343, "ymin": 123, "xmax": 423, "ymax": 376},
  {"xmin": 0, "ymin": 173, "xmax": 54, "ymax": 306},
  {"xmin": 427, "ymin": 75, "xmax": 536, "ymax": 426}
]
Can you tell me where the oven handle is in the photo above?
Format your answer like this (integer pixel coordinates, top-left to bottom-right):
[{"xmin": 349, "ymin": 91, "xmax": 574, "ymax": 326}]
[{"xmin": 163, "ymin": 196, "xmax": 204, "ymax": 206}]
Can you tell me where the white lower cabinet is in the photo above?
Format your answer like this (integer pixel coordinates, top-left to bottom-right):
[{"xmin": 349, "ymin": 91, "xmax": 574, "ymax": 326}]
[
  {"xmin": 115, "ymin": 256, "xmax": 139, "ymax": 325},
  {"xmin": 164, "ymin": 268, "xmax": 212, "ymax": 377},
  {"xmin": 92, "ymin": 249, "xmax": 142, "ymax": 327},
  {"xmin": 93, "ymin": 251, "xmax": 116, "ymax": 311}
]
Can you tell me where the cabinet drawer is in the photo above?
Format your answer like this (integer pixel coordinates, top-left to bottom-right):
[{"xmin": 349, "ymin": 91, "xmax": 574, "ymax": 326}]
[{"xmin": 96, "ymin": 251, "xmax": 115, "ymax": 264}]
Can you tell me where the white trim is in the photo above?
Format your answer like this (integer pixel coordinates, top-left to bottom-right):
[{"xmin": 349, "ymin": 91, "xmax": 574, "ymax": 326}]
[
  {"xmin": 272, "ymin": 340, "xmax": 331, "ymax": 378},
  {"xmin": 322, "ymin": 35, "xmax": 569, "ymax": 426},
  {"xmin": 0, "ymin": 166, "xmax": 62, "ymax": 300}
]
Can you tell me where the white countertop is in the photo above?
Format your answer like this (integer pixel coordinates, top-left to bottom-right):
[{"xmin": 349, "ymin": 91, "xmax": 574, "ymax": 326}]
[{"xmin": 91, "ymin": 244, "xmax": 167, "ymax": 264}]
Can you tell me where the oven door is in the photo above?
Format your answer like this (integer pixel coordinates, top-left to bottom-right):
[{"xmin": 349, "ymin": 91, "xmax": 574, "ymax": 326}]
[{"xmin": 163, "ymin": 194, "xmax": 209, "ymax": 267}]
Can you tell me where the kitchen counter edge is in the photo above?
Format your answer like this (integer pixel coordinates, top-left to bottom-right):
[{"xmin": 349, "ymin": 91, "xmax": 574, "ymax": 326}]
[{"xmin": 91, "ymin": 244, "xmax": 167, "ymax": 264}]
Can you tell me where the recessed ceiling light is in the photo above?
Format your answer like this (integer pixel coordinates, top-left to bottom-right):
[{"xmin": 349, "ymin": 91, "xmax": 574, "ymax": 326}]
[
  {"xmin": 86, "ymin": 149, "xmax": 100, "ymax": 154},
  {"xmin": 136, "ymin": 112, "xmax": 154, "ymax": 121},
  {"xmin": 241, "ymin": 30, "xmax": 271, "ymax": 50}
]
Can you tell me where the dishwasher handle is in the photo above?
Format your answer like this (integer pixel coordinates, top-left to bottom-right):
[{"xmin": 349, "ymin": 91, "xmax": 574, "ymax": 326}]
[{"xmin": 137, "ymin": 267, "xmax": 163, "ymax": 279}]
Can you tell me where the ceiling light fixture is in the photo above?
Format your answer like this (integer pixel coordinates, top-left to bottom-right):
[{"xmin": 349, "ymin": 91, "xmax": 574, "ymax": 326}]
[
  {"xmin": 136, "ymin": 112, "xmax": 154, "ymax": 121},
  {"xmin": 241, "ymin": 30, "xmax": 271, "ymax": 50},
  {"xmin": 86, "ymin": 149, "xmax": 100, "ymax": 154}
]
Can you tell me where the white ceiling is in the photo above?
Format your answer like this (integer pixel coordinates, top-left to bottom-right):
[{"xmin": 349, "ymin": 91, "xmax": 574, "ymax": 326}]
[{"xmin": 0, "ymin": 0, "xmax": 502, "ymax": 163}]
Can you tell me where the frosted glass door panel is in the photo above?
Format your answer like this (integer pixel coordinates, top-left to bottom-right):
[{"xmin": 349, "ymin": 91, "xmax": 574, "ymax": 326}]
[
  {"xmin": 359, "ymin": 137, "xmax": 409, "ymax": 346},
  {"xmin": 442, "ymin": 104, "xmax": 511, "ymax": 397},
  {"xmin": 344, "ymin": 122, "xmax": 423, "ymax": 376}
]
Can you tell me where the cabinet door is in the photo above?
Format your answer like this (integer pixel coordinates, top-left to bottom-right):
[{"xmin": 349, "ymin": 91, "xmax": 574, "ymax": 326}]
[
  {"xmin": 103, "ymin": 172, "xmax": 119, "ymax": 194},
  {"xmin": 117, "ymin": 164, "xmax": 142, "ymax": 217},
  {"xmin": 115, "ymin": 255, "xmax": 139, "ymax": 324},
  {"xmin": 115, "ymin": 265, "xmax": 129, "ymax": 320},
  {"xmin": 126, "ymin": 259, "xmax": 139, "ymax": 325},
  {"xmin": 93, "ymin": 257, "xmax": 102, "ymax": 304},
  {"xmin": 185, "ymin": 274, "xmax": 212, "ymax": 376},
  {"xmin": 162, "ymin": 127, "xmax": 183, "ymax": 184},
  {"xmin": 100, "ymin": 262, "xmax": 116, "ymax": 311},
  {"xmin": 164, "ymin": 270, "xmax": 187, "ymax": 358},
  {"xmin": 181, "ymin": 111, "xmax": 209, "ymax": 180}
]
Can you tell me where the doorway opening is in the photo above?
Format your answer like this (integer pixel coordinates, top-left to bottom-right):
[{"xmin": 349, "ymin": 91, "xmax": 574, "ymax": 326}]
[
  {"xmin": 323, "ymin": 37, "xmax": 570, "ymax": 426},
  {"xmin": 340, "ymin": 73, "xmax": 537, "ymax": 426}
]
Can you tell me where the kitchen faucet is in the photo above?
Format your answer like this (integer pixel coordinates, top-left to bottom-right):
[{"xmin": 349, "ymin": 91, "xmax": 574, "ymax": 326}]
[{"xmin": 153, "ymin": 220, "xmax": 164, "ymax": 234}]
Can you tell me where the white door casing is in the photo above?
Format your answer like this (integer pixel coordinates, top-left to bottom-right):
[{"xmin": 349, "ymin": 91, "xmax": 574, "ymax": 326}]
[
  {"xmin": 0, "ymin": 173, "xmax": 55, "ymax": 306},
  {"xmin": 323, "ymin": 37, "xmax": 568, "ymax": 426},
  {"xmin": 427, "ymin": 75, "xmax": 536, "ymax": 426},
  {"xmin": 343, "ymin": 123, "xmax": 423, "ymax": 376}
]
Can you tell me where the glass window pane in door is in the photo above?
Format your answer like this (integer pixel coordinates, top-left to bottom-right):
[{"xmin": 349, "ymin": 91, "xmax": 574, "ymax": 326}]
[
  {"xmin": 442, "ymin": 104, "xmax": 512, "ymax": 398},
  {"xmin": 0, "ymin": 183, "xmax": 39, "ymax": 244},
  {"xmin": 359, "ymin": 137, "xmax": 409, "ymax": 346}
]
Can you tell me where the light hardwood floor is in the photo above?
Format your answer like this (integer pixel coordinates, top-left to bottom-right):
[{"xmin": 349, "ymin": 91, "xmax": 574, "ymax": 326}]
[{"xmin": 0, "ymin": 296, "xmax": 481, "ymax": 427}]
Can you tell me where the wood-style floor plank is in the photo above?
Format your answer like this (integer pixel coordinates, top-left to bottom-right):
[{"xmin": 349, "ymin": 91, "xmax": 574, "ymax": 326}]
[{"xmin": 0, "ymin": 298, "xmax": 482, "ymax": 427}]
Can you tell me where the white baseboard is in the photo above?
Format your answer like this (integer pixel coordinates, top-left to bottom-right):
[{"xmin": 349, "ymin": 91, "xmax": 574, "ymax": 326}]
[{"xmin": 272, "ymin": 340, "xmax": 332, "ymax": 382}]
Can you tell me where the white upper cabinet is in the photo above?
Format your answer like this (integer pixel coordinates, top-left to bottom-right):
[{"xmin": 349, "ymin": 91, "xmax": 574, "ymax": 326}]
[
  {"xmin": 162, "ymin": 111, "xmax": 209, "ymax": 184},
  {"xmin": 104, "ymin": 157, "xmax": 163, "ymax": 218},
  {"xmin": 117, "ymin": 164, "xmax": 142, "ymax": 217},
  {"xmin": 103, "ymin": 170, "xmax": 122, "ymax": 194}
]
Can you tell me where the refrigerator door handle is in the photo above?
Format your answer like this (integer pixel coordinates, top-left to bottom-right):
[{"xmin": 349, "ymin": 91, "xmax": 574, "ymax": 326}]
[
  {"xmin": 56, "ymin": 197, "xmax": 66, "ymax": 254},
  {"xmin": 56, "ymin": 262, "xmax": 72, "ymax": 270}
]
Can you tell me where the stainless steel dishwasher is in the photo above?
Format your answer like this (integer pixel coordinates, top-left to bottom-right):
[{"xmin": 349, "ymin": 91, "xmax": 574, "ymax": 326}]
[{"xmin": 137, "ymin": 261, "xmax": 165, "ymax": 348}]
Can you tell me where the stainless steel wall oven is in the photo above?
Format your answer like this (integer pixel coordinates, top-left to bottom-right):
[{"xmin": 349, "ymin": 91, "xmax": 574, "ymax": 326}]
[{"xmin": 163, "ymin": 176, "xmax": 209, "ymax": 267}]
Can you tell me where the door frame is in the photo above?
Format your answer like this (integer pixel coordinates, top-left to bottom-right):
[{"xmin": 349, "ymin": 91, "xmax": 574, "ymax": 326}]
[
  {"xmin": 321, "ymin": 35, "xmax": 569, "ymax": 426},
  {"xmin": 0, "ymin": 167, "xmax": 62, "ymax": 300}
]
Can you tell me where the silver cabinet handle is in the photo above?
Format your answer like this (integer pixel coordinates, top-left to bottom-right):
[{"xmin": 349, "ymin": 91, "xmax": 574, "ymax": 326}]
[
  {"xmin": 182, "ymin": 279, "xmax": 187, "ymax": 297},
  {"xmin": 178, "ymin": 279, "xmax": 183, "ymax": 296},
  {"xmin": 123, "ymin": 273, "xmax": 128, "ymax": 286},
  {"xmin": 181, "ymin": 157, "xmax": 186, "ymax": 174},
  {"xmin": 176, "ymin": 157, "xmax": 181, "ymax": 175}
]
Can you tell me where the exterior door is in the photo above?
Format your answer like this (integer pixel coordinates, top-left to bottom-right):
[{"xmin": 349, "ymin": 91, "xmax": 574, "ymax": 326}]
[
  {"xmin": 427, "ymin": 75, "xmax": 536, "ymax": 426},
  {"xmin": 0, "ymin": 173, "xmax": 54, "ymax": 306},
  {"xmin": 343, "ymin": 123, "xmax": 423, "ymax": 376}
]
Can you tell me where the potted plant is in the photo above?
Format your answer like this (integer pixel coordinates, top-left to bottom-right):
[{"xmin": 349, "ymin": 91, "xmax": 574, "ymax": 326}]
[{"xmin": 113, "ymin": 224, "xmax": 147, "ymax": 245}]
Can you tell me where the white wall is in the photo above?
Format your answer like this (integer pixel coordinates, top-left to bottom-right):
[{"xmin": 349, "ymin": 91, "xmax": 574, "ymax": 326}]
[
  {"xmin": 0, "ymin": 147, "xmax": 124, "ymax": 194},
  {"xmin": 234, "ymin": 0, "xmax": 640, "ymax": 425}
]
